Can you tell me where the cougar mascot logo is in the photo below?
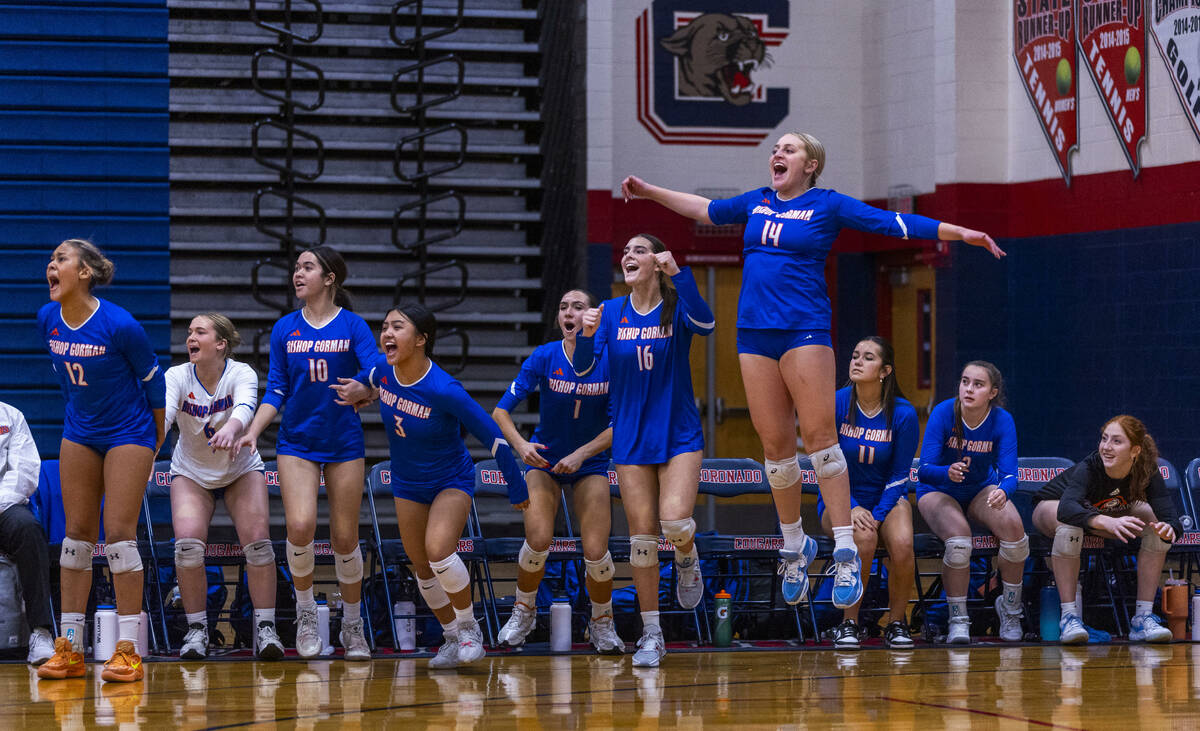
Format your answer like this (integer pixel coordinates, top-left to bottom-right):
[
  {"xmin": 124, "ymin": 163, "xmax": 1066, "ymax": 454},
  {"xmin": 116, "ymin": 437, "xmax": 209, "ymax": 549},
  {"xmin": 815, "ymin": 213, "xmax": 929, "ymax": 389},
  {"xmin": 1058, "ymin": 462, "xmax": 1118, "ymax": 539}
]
[{"xmin": 660, "ymin": 13, "xmax": 767, "ymax": 106}]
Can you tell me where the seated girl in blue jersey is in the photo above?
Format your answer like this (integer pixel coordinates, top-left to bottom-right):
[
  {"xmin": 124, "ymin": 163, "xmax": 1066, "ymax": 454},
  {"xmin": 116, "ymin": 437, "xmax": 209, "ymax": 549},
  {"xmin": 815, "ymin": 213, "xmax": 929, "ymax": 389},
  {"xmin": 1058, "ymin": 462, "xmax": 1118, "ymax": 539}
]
[
  {"xmin": 821, "ymin": 337, "xmax": 918, "ymax": 650},
  {"xmin": 164, "ymin": 313, "xmax": 283, "ymax": 660},
  {"xmin": 333, "ymin": 304, "xmax": 529, "ymax": 669},
  {"xmin": 916, "ymin": 361, "xmax": 1028, "ymax": 644},
  {"xmin": 492, "ymin": 289, "xmax": 622, "ymax": 654},
  {"xmin": 235, "ymin": 246, "xmax": 378, "ymax": 661},
  {"xmin": 573, "ymin": 234, "xmax": 715, "ymax": 669},
  {"xmin": 36, "ymin": 239, "xmax": 166, "ymax": 683},
  {"xmin": 1032, "ymin": 415, "xmax": 1179, "ymax": 644},
  {"xmin": 620, "ymin": 132, "xmax": 1003, "ymax": 614}
]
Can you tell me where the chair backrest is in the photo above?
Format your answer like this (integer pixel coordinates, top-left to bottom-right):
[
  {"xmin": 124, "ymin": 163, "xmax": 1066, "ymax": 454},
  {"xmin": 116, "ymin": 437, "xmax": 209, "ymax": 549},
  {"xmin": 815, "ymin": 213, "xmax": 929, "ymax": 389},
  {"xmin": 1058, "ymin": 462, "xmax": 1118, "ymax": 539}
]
[
  {"xmin": 1011, "ymin": 456, "xmax": 1074, "ymax": 532},
  {"xmin": 367, "ymin": 461, "xmax": 392, "ymax": 498},
  {"xmin": 1185, "ymin": 459, "xmax": 1200, "ymax": 525},
  {"xmin": 1157, "ymin": 458, "xmax": 1195, "ymax": 532},
  {"xmin": 695, "ymin": 458, "xmax": 769, "ymax": 498},
  {"xmin": 472, "ymin": 458, "xmax": 510, "ymax": 499},
  {"xmin": 142, "ymin": 459, "xmax": 175, "ymax": 538}
]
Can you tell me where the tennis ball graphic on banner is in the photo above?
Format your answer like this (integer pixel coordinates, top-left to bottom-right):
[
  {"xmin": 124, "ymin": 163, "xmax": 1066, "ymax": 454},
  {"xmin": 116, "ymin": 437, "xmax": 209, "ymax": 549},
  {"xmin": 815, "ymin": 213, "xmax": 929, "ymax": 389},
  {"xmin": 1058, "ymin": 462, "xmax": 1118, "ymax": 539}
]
[
  {"xmin": 1124, "ymin": 46, "xmax": 1141, "ymax": 86},
  {"xmin": 1056, "ymin": 58, "xmax": 1072, "ymax": 96}
]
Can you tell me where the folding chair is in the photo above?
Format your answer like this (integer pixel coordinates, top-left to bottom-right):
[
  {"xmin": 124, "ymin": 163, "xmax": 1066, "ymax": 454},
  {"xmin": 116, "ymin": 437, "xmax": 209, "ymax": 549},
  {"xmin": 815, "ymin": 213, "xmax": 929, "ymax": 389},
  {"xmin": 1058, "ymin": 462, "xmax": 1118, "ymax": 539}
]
[{"xmin": 1180, "ymin": 459, "xmax": 1200, "ymax": 581}]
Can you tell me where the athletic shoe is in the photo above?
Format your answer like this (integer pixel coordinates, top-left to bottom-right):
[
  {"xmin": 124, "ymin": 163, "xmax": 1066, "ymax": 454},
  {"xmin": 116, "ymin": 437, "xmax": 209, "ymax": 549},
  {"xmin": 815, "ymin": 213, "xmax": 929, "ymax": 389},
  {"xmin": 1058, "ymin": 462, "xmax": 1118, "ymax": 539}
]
[
  {"xmin": 457, "ymin": 619, "xmax": 486, "ymax": 665},
  {"xmin": 830, "ymin": 552, "xmax": 864, "ymax": 609},
  {"xmin": 295, "ymin": 606, "xmax": 322, "ymax": 658},
  {"xmin": 497, "ymin": 602, "xmax": 536, "ymax": 648},
  {"xmin": 27, "ymin": 627, "xmax": 55, "ymax": 666},
  {"xmin": 883, "ymin": 620, "xmax": 914, "ymax": 649},
  {"xmin": 180, "ymin": 623, "xmax": 209, "ymax": 660},
  {"xmin": 778, "ymin": 535, "xmax": 818, "ymax": 605},
  {"xmin": 588, "ymin": 615, "xmax": 624, "ymax": 655},
  {"xmin": 256, "ymin": 622, "xmax": 285, "ymax": 660},
  {"xmin": 340, "ymin": 618, "xmax": 371, "ymax": 661},
  {"xmin": 100, "ymin": 640, "xmax": 144, "ymax": 683},
  {"xmin": 429, "ymin": 632, "xmax": 460, "ymax": 669},
  {"xmin": 1058, "ymin": 614, "xmax": 1088, "ymax": 645},
  {"xmin": 1129, "ymin": 613, "xmax": 1172, "ymax": 643},
  {"xmin": 632, "ymin": 625, "xmax": 666, "ymax": 668},
  {"xmin": 36, "ymin": 637, "xmax": 85, "ymax": 679},
  {"xmin": 831, "ymin": 618, "xmax": 860, "ymax": 649},
  {"xmin": 947, "ymin": 616, "xmax": 971, "ymax": 645},
  {"xmin": 994, "ymin": 596, "xmax": 1024, "ymax": 641},
  {"xmin": 675, "ymin": 554, "xmax": 704, "ymax": 609}
]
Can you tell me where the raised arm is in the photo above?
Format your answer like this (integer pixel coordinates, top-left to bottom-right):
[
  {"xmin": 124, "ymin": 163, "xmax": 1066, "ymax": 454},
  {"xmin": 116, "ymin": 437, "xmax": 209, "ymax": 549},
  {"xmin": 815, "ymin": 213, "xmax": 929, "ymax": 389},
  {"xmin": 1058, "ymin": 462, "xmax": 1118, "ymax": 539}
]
[
  {"xmin": 937, "ymin": 222, "xmax": 1006, "ymax": 259},
  {"xmin": 621, "ymin": 175, "xmax": 713, "ymax": 224}
]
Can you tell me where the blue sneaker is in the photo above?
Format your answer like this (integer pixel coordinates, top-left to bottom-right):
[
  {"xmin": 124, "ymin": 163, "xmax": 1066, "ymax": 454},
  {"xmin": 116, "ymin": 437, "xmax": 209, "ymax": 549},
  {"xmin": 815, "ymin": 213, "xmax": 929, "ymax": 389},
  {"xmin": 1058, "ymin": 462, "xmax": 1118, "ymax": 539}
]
[
  {"xmin": 830, "ymin": 548, "xmax": 864, "ymax": 609},
  {"xmin": 1129, "ymin": 613, "xmax": 1172, "ymax": 643},
  {"xmin": 777, "ymin": 535, "xmax": 817, "ymax": 605}
]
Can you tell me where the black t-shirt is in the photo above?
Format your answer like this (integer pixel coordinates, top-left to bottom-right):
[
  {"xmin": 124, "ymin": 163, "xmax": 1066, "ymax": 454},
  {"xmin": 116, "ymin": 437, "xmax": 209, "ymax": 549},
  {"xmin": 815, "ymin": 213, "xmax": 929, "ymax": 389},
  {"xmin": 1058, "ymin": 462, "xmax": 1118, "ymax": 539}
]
[{"xmin": 1035, "ymin": 451, "xmax": 1181, "ymax": 535}]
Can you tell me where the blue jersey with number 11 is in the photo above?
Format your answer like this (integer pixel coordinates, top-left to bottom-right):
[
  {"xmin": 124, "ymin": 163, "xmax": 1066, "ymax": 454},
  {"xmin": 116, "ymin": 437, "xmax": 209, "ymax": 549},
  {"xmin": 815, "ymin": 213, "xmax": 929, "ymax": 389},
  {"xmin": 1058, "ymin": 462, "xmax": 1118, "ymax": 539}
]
[{"xmin": 832, "ymin": 386, "xmax": 919, "ymax": 521}]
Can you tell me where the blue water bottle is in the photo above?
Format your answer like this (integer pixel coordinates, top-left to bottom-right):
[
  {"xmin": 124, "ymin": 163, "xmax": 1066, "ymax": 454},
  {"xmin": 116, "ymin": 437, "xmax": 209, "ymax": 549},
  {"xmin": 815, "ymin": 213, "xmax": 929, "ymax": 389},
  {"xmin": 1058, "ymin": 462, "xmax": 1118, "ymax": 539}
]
[{"xmin": 1040, "ymin": 584, "xmax": 1061, "ymax": 641}]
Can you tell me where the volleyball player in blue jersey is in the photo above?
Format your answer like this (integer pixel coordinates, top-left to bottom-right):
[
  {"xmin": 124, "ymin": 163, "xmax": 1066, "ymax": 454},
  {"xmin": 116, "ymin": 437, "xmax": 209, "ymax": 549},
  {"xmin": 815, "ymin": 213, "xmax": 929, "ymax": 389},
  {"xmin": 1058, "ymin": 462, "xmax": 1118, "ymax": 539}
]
[
  {"xmin": 235, "ymin": 246, "xmax": 378, "ymax": 660},
  {"xmin": 822, "ymin": 337, "xmax": 918, "ymax": 649},
  {"xmin": 333, "ymin": 304, "xmax": 529, "ymax": 669},
  {"xmin": 573, "ymin": 234, "xmax": 715, "ymax": 668},
  {"xmin": 36, "ymin": 239, "xmax": 164, "ymax": 683},
  {"xmin": 916, "ymin": 361, "xmax": 1028, "ymax": 644},
  {"xmin": 621, "ymin": 132, "xmax": 1002, "ymax": 610},
  {"xmin": 492, "ymin": 289, "xmax": 622, "ymax": 654}
]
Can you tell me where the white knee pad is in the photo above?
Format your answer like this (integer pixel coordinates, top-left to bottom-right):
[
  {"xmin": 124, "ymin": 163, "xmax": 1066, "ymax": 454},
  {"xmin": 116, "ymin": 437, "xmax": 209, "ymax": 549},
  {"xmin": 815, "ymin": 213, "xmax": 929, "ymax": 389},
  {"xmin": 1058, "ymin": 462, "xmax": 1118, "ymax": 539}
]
[
  {"xmin": 998, "ymin": 536, "xmax": 1030, "ymax": 563},
  {"xmin": 1051, "ymin": 525, "xmax": 1083, "ymax": 558},
  {"xmin": 105, "ymin": 539, "xmax": 143, "ymax": 574},
  {"xmin": 417, "ymin": 575, "xmax": 451, "ymax": 610},
  {"xmin": 285, "ymin": 540, "xmax": 315, "ymax": 578},
  {"xmin": 660, "ymin": 517, "xmax": 696, "ymax": 549},
  {"xmin": 428, "ymin": 553, "xmax": 470, "ymax": 594},
  {"xmin": 335, "ymin": 548, "xmax": 364, "ymax": 585},
  {"xmin": 174, "ymin": 537, "xmax": 207, "ymax": 570},
  {"xmin": 60, "ymin": 537, "xmax": 95, "ymax": 572},
  {"xmin": 1140, "ymin": 529, "xmax": 1171, "ymax": 554},
  {"xmin": 809, "ymin": 444, "xmax": 848, "ymax": 479},
  {"xmin": 242, "ymin": 539, "xmax": 275, "ymax": 567},
  {"xmin": 942, "ymin": 536, "xmax": 973, "ymax": 569},
  {"xmin": 518, "ymin": 541, "xmax": 549, "ymax": 573},
  {"xmin": 629, "ymin": 535, "xmax": 659, "ymax": 569},
  {"xmin": 585, "ymin": 551, "xmax": 615, "ymax": 582},
  {"xmin": 765, "ymin": 456, "xmax": 801, "ymax": 490}
]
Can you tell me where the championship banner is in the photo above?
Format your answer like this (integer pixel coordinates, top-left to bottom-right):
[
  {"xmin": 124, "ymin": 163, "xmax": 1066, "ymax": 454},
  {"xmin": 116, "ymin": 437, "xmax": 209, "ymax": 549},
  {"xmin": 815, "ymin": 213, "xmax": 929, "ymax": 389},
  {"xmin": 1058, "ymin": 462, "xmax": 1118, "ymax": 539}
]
[
  {"xmin": 1151, "ymin": 0, "xmax": 1200, "ymax": 144},
  {"xmin": 1014, "ymin": 0, "xmax": 1079, "ymax": 184},
  {"xmin": 1078, "ymin": 0, "xmax": 1149, "ymax": 177}
]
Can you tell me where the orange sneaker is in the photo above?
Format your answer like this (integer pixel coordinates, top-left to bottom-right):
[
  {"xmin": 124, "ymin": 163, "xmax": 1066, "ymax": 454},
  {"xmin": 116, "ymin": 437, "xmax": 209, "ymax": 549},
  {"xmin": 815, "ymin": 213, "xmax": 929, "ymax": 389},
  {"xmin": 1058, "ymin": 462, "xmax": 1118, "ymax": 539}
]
[
  {"xmin": 100, "ymin": 640, "xmax": 144, "ymax": 683},
  {"xmin": 36, "ymin": 637, "xmax": 85, "ymax": 679}
]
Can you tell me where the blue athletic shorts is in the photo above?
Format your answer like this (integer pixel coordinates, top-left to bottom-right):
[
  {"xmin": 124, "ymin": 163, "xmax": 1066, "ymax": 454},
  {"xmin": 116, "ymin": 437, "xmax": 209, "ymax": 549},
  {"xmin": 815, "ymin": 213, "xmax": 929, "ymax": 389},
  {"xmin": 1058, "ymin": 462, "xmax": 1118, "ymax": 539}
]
[
  {"xmin": 392, "ymin": 475, "xmax": 474, "ymax": 505},
  {"xmin": 915, "ymin": 482, "xmax": 984, "ymax": 512},
  {"xmin": 525, "ymin": 454, "xmax": 609, "ymax": 485},
  {"xmin": 737, "ymin": 328, "xmax": 833, "ymax": 360},
  {"xmin": 64, "ymin": 421, "xmax": 157, "ymax": 455}
]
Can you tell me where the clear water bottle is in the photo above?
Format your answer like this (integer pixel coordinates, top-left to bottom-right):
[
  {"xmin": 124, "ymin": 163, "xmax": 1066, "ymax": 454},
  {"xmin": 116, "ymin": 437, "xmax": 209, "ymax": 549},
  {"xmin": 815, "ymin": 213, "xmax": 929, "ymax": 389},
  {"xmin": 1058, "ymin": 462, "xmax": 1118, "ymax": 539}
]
[
  {"xmin": 550, "ymin": 600, "xmax": 571, "ymax": 652},
  {"xmin": 714, "ymin": 589, "xmax": 732, "ymax": 647}
]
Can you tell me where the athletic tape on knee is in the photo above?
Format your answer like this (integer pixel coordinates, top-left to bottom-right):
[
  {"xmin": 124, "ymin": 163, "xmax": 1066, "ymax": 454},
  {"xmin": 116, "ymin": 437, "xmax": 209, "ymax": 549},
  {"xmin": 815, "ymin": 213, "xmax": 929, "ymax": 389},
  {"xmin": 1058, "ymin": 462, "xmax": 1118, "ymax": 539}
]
[
  {"xmin": 629, "ymin": 535, "xmax": 659, "ymax": 569},
  {"xmin": 1140, "ymin": 529, "xmax": 1171, "ymax": 553},
  {"xmin": 174, "ymin": 537, "xmax": 207, "ymax": 569},
  {"xmin": 518, "ymin": 541, "xmax": 549, "ymax": 573},
  {"xmin": 942, "ymin": 536, "xmax": 973, "ymax": 569},
  {"xmin": 428, "ymin": 553, "xmax": 470, "ymax": 594},
  {"xmin": 59, "ymin": 537, "xmax": 94, "ymax": 572},
  {"xmin": 1051, "ymin": 524, "xmax": 1083, "ymax": 558},
  {"xmin": 285, "ymin": 540, "xmax": 315, "ymax": 578},
  {"xmin": 105, "ymin": 539, "xmax": 142, "ymax": 574},
  {"xmin": 810, "ymin": 444, "xmax": 848, "ymax": 479},
  {"xmin": 585, "ymin": 551, "xmax": 615, "ymax": 582},
  {"xmin": 765, "ymin": 456, "xmax": 801, "ymax": 490},
  {"xmin": 998, "ymin": 536, "xmax": 1030, "ymax": 563},
  {"xmin": 335, "ymin": 548, "xmax": 364, "ymax": 585},
  {"xmin": 417, "ymin": 576, "xmax": 451, "ymax": 610},
  {"xmin": 660, "ymin": 517, "xmax": 696, "ymax": 548},
  {"xmin": 242, "ymin": 539, "xmax": 275, "ymax": 567}
]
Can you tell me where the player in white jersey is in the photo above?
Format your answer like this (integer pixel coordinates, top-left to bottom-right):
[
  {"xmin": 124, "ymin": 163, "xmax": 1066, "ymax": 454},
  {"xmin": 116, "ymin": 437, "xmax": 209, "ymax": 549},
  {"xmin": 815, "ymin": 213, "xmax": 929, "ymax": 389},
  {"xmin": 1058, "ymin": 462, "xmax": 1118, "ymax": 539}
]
[{"xmin": 164, "ymin": 313, "xmax": 283, "ymax": 659}]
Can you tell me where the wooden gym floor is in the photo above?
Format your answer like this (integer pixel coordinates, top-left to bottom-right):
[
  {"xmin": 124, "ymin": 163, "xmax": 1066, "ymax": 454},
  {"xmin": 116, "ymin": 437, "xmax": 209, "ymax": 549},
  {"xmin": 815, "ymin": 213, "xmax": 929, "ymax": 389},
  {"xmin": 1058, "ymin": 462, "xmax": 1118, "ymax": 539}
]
[{"xmin": 2, "ymin": 643, "xmax": 1198, "ymax": 729}]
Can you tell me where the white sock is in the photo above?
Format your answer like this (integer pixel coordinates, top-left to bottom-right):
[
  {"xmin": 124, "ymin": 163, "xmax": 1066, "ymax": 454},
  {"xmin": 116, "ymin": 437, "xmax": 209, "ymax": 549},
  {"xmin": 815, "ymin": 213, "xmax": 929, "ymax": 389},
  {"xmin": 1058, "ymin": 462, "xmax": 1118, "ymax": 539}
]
[
  {"xmin": 295, "ymin": 586, "xmax": 316, "ymax": 610},
  {"xmin": 440, "ymin": 619, "xmax": 457, "ymax": 637},
  {"xmin": 185, "ymin": 611, "xmax": 207, "ymax": 628},
  {"xmin": 61, "ymin": 612, "xmax": 86, "ymax": 653},
  {"xmin": 254, "ymin": 608, "xmax": 275, "ymax": 626},
  {"xmin": 1061, "ymin": 601, "xmax": 1079, "ymax": 619},
  {"xmin": 515, "ymin": 588, "xmax": 537, "ymax": 608},
  {"xmin": 118, "ymin": 614, "xmax": 140, "ymax": 644},
  {"xmin": 675, "ymin": 545, "xmax": 698, "ymax": 568},
  {"xmin": 832, "ymin": 525, "xmax": 856, "ymax": 554},
  {"xmin": 640, "ymin": 610, "xmax": 660, "ymax": 631},
  {"xmin": 592, "ymin": 600, "xmax": 613, "ymax": 620},
  {"xmin": 342, "ymin": 601, "xmax": 361, "ymax": 622},
  {"xmin": 1002, "ymin": 581, "xmax": 1022, "ymax": 609},
  {"xmin": 454, "ymin": 605, "xmax": 476, "ymax": 626},
  {"xmin": 1135, "ymin": 600, "xmax": 1153, "ymax": 617},
  {"xmin": 948, "ymin": 596, "xmax": 968, "ymax": 619},
  {"xmin": 780, "ymin": 519, "xmax": 806, "ymax": 553}
]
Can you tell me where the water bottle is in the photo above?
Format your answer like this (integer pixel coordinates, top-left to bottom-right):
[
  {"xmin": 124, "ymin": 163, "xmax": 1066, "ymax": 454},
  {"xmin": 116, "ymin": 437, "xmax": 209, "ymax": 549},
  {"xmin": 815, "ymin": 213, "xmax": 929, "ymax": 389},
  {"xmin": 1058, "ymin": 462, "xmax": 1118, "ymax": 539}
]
[
  {"xmin": 316, "ymin": 600, "xmax": 331, "ymax": 655},
  {"xmin": 1191, "ymin": 587, "xmax": 1200, "ymax": 642},
  {"xmin": 714, "ymin": 589, "xmax": 732, "ymax": 647},
  {"xmin": 93, "ymin": 605, "xmax": 117, "ymax": 660},
  {"xmin": 137, "ymin": 611, "xmax": 149, "ymax": 656},
  {"xmin": 550, "ymin": 599, "xmax": 571, "ymax": 652},
  {"xmin": 1165, "ymin": 574, "xmax": 1189, "ymax": 640},
  {"xmin": 1039, "ymin": 585, "xmax": 1060, "ymax": 642},
  {"xmin": 394, "ymin": 600, "xmax": 416, "ymax": 651}
]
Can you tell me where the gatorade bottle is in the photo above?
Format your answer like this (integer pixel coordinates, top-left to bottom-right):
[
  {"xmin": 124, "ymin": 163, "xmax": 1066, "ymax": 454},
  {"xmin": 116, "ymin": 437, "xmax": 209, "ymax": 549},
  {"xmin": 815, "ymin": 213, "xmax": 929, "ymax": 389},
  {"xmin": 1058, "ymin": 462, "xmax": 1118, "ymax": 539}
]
[{"xmin": 714, "ymin": 590, "xmax": 732, "ymax": 647}]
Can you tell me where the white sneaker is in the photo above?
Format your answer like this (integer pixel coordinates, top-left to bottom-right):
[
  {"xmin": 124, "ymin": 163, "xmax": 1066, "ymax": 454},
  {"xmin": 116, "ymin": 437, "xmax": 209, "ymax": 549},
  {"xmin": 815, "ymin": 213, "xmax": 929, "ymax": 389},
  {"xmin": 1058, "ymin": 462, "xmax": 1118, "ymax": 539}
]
[
  {"xmin": 632, "ymin": 625, "xmax": 666, "ymax": 668},
  {"xmin": 947, "ymin": 616, "xmax": 971, "ymax": 645},
  {"xmin": 457, "ymin": 619, "xmax": 486, "ymax": 665},
  {"xmin": 994, "ymin": 596, "xmax": 1024, "ymax": 641},
  {"xmin": 1129, "ymin": 613, "xmax": 1173, "ymax": 643},
  {"xmin": 340, "ymin": 618, "xmax": 371, "ymax": 661},
  {"xmin": 429, "ymin": 632, "xmax": 460, "ymax": 669},
  {"xmin": 588, "ymin": 615, "xmax": 624, "ymax": 655},
  {"xmin": 181, "ymin": 623, "xmax": 209, "ymax": 659},
  {"xmin": 256, "ymin": 622, "xmax": 285, "ymax": 660},
  {"xmin": 295, "ymin": 607, "xmax": 322, "ymax": 658},
  {"xmin": 675, "ymin": 555, "xmax": 704, "ymax": 610},
  {"xmin": 1058, "ymin": 614, "xmax": 1088, "ymax": 645},
  {"xmin": 27, "ymin": 627, "xmax": 54, "ymax": 666},
  {"xmin": 497, "ymin": 602, "xmax": 536, "ymax": 648}
]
